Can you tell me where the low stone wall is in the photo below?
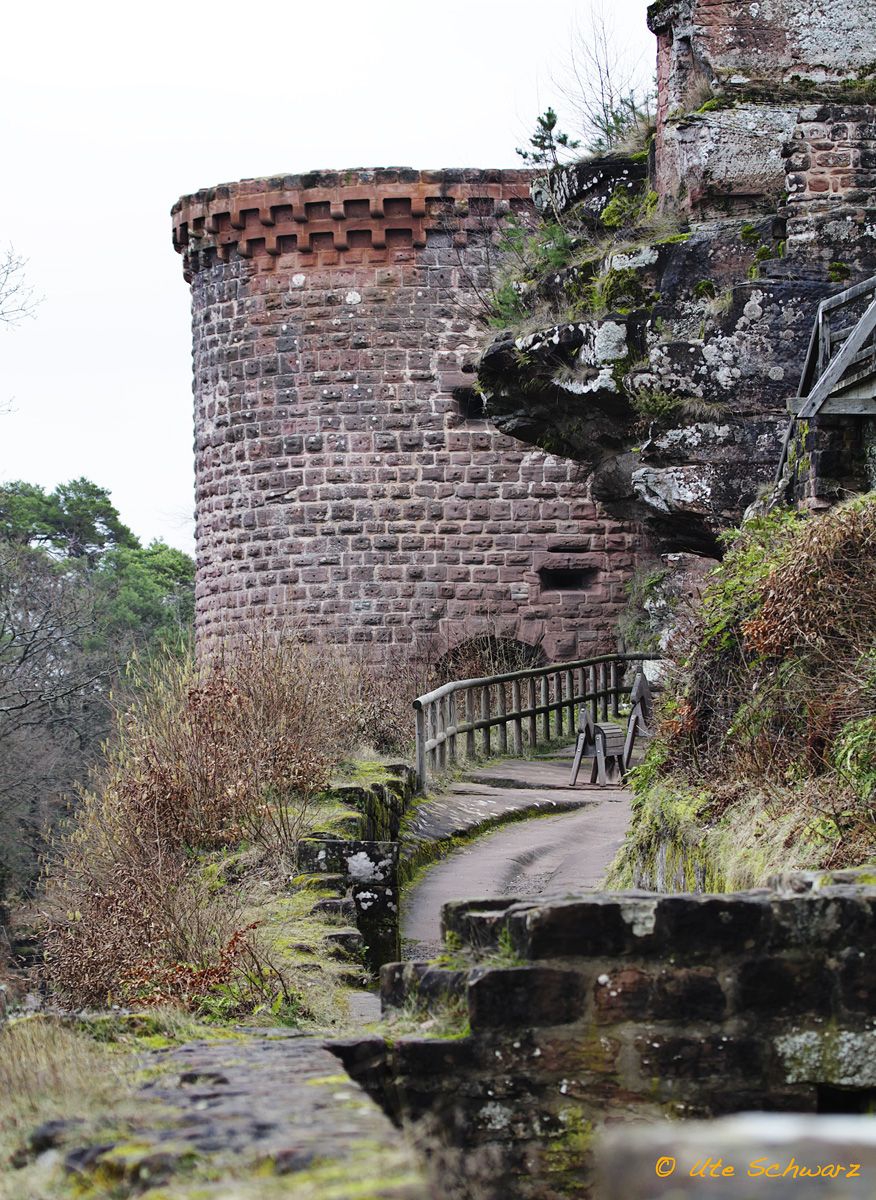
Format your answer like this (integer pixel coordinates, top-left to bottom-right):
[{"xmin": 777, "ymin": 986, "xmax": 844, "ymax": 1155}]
[
  {"xmin": 300, "ymin": 835, "xmax": 402, "ymax": 971},
  {"xmin": 333, "ymin": 874, "xmax": 876, "ymax": 1199},
  {"xmin": 298, "ymin": 764, "xmax": 417, "ymax": 971}
]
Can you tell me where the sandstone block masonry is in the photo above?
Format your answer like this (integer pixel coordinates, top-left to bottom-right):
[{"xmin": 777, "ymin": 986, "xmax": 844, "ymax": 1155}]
[
  {"xmin": 649, "ymin": 0, "xmax": 875, "ymax": 215},
  {"xmin": 172, "ymin": 168, "xmax": 641, "ymax": 659},
  {"xmin": 335, "ymin": 873, "xmax": 876, "ymax": 1200}
]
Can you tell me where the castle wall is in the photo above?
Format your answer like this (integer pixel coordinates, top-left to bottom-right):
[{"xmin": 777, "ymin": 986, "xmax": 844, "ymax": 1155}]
[
  {"xmin": 648, "ymin": 0, "xmax": 876, "ymax": 214},
  {"xmin": 337, "ymin": 874, "xmax": 876, "ymax": 1200},
  {"xmin": 785, "ymin": 103, "xmax": 876, "ymax": 277},
  {"xmin": 652, "ymin": 0, "xmax": 874, "ymax": 99},
  {"xmin": 172, "ymin": 170, "xmax": 640, "ymax": 659}
]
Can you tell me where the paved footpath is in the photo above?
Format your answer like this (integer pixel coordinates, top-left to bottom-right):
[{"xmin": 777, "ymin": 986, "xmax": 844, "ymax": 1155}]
[
  {"xmin": 403, "ymin": 750, "xmax": 622, "ymax": 845},
  {"xmin": 402, "ymin": 748, "xmax": 631, "ymax": 959}
]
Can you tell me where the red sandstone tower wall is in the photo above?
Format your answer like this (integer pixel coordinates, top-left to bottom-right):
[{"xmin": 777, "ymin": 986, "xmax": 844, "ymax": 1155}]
[{"xmin": 172, "ymin": 168, "xmax": 639, "ymax": 661}]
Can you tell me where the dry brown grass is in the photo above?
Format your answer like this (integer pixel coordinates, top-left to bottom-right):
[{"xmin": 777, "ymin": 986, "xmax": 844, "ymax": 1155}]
[
  {"xmin": 640, "ymin": 498, "xmax": 876, "ymax": 869},
  {"xmin": 744, "ymin": 497, "xmax": 876, "ymax": 663},
  {"xmin": 0, "ymin": 1017, "xmax": 132, "ymax": 1156},
  {"xmin": 39, "ymin": 620, "xmax": 553, "ymax": 1014}
]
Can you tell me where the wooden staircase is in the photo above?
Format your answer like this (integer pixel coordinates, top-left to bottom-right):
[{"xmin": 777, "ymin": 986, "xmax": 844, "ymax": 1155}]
[
  {"xmin": 775, "ymin": 275, "xmax": 876, "ymax": 482},
  {"xmin": 790, "ymin": 275, "xmax": 876, "ymax": 418}
]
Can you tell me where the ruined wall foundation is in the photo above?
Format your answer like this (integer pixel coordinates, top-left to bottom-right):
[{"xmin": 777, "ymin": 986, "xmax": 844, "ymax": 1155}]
[{"xmin": 335, "ymin": 872, "xmax": 876, "ymax": 1200}]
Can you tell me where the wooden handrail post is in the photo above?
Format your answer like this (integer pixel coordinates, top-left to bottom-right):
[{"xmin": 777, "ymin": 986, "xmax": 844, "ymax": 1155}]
[
  {"xmin": 428, "ymin": 701, "xmax": 437, "ymax": 780},
  {"xmin": 599, "ymin": 662, "xmax": 609, "ymax": 721},
  {"xmin": 528, "ymin": 676, "xmax": 538, "ymax": 748},
  {"xmin": 564, "ymin": 668, "xmax": 574, "ymax": 735},
  {"xmin": 436, "ymin": 694, "xmax": 446, "ymax": 771},
  {"xmin": 465, "ymin": 688, "xmax": 476, "ymax": 761},
  {"xmin": 589, "ymin": 665, "xmax": 597, "ymax": 724},
  {"xmin": 540, "ymin": 674, "xmax": 550, "ymax": 741},
  {"xmin": 498, "ymin": 682, "xmax": 508, "ymax": 754},
  {"xmin": 448, "ymin": 691, "xmax": 457, "ymax": 764},
  {"xmin": 512, "ymin": 678, "xmax": 523, "ymax": 754},
  {"xmin": 481, "ymin": 685, "xmax": 492, "ymax": 758},
  {"xmin": 415, "ymin": 704, "xmax": 427, "ymax": 790},
  {"xmin": 610, "ymin": 660, "xmax": 619, "ymax": 717}
]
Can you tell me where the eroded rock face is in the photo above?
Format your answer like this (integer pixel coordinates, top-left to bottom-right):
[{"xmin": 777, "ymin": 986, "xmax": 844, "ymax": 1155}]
[
  {"xmin": 478, "ymin": 0, "xmax": 876, "ymax": 557},
  {"xmin": 479, "ymin": 217, "xmax": 827, "ymax": 554}
]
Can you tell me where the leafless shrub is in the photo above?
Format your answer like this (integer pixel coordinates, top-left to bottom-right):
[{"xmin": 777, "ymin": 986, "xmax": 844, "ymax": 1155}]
[
  {"xmin": 558, "ymin": 5, "xmax": 656, "ymax": 155},
  {"xmin": 41, "ymin": 633, "xmax": 349, "ymax": 1010}
]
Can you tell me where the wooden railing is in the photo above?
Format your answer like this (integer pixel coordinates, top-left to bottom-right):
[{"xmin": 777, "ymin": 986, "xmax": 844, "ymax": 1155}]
[
  {"xmin": 776, "ymin": 274, "xmax": 876, "ymax": 482},
  {"xmin": 793, "ymin": 275, "xmax": 876, "ymax": 420},
  {"xmin": 412, "ymin": 653, "xmax": 661, "ymax": 790}
]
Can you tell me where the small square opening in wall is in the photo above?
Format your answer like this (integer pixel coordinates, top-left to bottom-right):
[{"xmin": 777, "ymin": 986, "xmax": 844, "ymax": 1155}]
[
  {"xmin": 454, "ymin": 387, "xmax": 486, "ymax": 421},
  {"xmin": 816, "ymin": 1085, "xmax": 876, "ymax": 1114},
  {"xmin": 305, "ymin": 201, "xmax": 331, "ymax": 221},
  {"xmin": 344, "ymin": 199, "xmax": 370, "ymax": 220},
  {"xmin": 538, "ymin": 566, "xmax": 599, "ymax": 591}
]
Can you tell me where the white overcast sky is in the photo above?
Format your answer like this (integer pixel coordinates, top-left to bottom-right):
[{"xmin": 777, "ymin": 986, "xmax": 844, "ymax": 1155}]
[{"xmin": 1, "ymin": 0, "xmax": 653, "ymax": 554}]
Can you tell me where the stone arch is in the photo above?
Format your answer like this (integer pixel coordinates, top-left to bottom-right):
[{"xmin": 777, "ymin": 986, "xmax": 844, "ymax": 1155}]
[{"xmin": 435, "ymin": 633, "xmax": 545, "ymax": 682}]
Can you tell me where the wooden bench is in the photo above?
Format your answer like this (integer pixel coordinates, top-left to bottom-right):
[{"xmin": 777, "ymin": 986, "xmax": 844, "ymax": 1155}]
[
  {"xmin": 622, "ymin": 672, "xmax": 654, "ymax": 770},
  {"xmin": 569, "ymin": 706, "xmax": 626, "ymax": 786},
  {"xmin": 569, "ymin": 672, "xmax": 656, "ymax": 787}
]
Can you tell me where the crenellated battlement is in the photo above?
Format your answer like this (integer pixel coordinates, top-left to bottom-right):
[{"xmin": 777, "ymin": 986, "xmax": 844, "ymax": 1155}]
[{"xmin": 172, "ymin": 168, "xmax": 533, "ymax": 279}]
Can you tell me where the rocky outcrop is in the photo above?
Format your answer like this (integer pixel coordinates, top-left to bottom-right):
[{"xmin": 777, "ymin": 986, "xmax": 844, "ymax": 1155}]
[
  {"xmin": 477, "ymin": 0, "xmax": 876, "ymax": 561},
  {"xmin": 479, "ymin": 214, "xmax": 820, "ymax": 555}
]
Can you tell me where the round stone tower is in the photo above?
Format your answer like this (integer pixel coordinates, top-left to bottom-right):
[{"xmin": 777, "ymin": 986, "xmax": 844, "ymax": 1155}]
[{"xmin": 172, "ymin": 167, "xmax": 637, "ymax": 660}]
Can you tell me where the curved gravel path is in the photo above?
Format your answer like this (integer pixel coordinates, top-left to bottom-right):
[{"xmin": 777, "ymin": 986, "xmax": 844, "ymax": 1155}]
[{"xmin": 402, "ymin": 773, "xmax": 631, "ymax": 960}]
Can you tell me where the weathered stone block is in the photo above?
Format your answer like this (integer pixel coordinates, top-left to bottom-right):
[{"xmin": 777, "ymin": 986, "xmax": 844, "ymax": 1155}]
[
  {"xmin": 352, "ymin": 883, "xmax": 400, "ymax": 972},
  {"xmin": 637, "ymin": 1033, "xmax": 769, "ymax": 1081},
  {"xmin": 654, "ymin": 895, "xmax": 772, "ymax": 958},
  {"xmin": 506, "ymin": 897, "xmax": 638, "ymax": 960},
  {"xmin": 467, "ymin": 966, "xmax": 588, "ymax": 1029},
  {"xmin": 594, "ymin": 966, "xmax": 727, "ymax": 1022},
  {"xmin": 735, "ymin": 958, "xmax": 834, "ymax": 1015},
  {"xmin": 837, "ymin": 947, "xmax": 876, "ymax": 1013}
]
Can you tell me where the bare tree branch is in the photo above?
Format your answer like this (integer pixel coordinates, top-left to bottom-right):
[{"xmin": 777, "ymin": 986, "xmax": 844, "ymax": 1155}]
[
  {"xmin": 0, "ymin": 245, "xmax": 39, "ymax": 328},
  {"xmin": 557, "ymin": 4, "xmax": 655, "ymax": 154}
]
